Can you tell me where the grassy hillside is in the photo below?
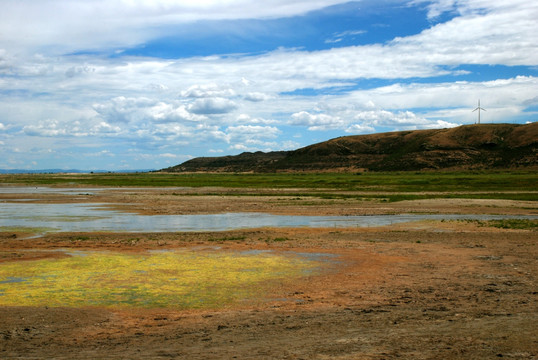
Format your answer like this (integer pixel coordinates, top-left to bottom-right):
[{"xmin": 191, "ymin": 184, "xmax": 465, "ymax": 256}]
[{"xmin": 165, "ymin": 123, "xmax": 537, "ymax": 172}]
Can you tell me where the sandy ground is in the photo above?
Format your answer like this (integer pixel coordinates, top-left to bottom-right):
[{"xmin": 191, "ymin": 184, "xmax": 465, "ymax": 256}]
[{"xmin": 0, "ymin": 188, "xmax": 537, "ymax": 359}]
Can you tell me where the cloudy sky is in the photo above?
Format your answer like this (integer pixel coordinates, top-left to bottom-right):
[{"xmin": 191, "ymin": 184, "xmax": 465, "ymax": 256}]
[{"xmin": 1, "ymin": 0, "xmax": 537, "ymax": 171}]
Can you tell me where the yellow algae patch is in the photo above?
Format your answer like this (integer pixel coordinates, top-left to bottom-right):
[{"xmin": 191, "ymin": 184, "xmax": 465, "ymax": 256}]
[{"xmin": 0, "ymin": 249, "xmax": 324, "ymax": 309}]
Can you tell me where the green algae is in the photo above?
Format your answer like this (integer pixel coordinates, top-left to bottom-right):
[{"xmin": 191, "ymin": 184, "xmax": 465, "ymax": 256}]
[{"xmin": 0, "ymin": 249, "xmax": 323, "ymax": 309}]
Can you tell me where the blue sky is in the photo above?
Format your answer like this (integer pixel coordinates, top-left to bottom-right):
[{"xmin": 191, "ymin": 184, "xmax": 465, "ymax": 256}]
[{"xmin": 0, "ymin": 0, "xmax": 537, "ymax": 171}]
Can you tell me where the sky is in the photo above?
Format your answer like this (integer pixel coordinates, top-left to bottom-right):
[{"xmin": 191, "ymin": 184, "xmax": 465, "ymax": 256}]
[{"xmin": 1, "ymin": 0, "xmax": 537, "ymax": 171}]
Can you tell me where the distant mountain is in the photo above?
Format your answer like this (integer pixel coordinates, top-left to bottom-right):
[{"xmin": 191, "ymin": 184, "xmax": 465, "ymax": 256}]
[
  {"xmin": 0, "ymin": 169, "xmax": 90, "ymax": 174},
  {"xmin": 0, "ymin": 169, "xmax": 155, "ymax": 174},
  {"xmin": 163, "ymin": 123, "xmax": 538, "ymax": 172}
]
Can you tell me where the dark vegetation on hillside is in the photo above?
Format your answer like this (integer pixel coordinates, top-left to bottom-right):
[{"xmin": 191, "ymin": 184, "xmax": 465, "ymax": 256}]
[{"xmin": 163, "ymin": 123, "xmax": 537, "ymax": 172}]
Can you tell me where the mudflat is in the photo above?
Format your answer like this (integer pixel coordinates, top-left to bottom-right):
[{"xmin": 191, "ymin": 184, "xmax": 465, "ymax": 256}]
[{"xmin": 1, "ymin": 187, "xmax": 537, "ymax": 359}]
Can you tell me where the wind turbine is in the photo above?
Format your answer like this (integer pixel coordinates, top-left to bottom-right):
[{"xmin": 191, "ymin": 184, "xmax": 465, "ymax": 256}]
[{"xmin": 472, "ymin": 99, "xmax": 486, "ymax": 124}]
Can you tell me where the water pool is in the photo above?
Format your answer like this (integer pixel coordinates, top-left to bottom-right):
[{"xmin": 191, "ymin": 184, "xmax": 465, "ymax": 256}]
[{"xmin": 1, "ymin": 202, "xmax": 536, "ymax": 233}]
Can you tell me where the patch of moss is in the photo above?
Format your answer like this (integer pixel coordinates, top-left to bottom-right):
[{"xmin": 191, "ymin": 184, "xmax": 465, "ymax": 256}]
[{"xmin": 0, "ymin": 249, "xmax": 322, "ymax": 309}]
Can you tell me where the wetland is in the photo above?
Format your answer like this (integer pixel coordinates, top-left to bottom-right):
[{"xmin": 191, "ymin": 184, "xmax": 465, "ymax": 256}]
[{"xmin": 1, "ymin": 172, "xmax": 537, "ymax": 359}]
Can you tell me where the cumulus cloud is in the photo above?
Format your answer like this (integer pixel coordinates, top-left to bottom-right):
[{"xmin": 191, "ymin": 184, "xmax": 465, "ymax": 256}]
[
  {"xmin": 290, "ymin": 111, "xmax": 345, "ymax": 130},
  {"xmin": 93, "ymin": 97, "xmax": 155, "ymax": 124},
  {"xmin": 228, "ymin": 138, "xmax": 298, "ymax": 153},
  {"xmin": 158, "ymin": 153, "xmax": 182, "ymax": 159},
  {"xmin": 345, "ymin": 124, "xmax": 376, "ymax": 134},
  {"xmin": 351, "ymin": 110, "xmax": 445, "ymax": 129},
  {"xmin": 26, "ymin": 121, "xmax": 80, "ymax": 138},
  {"xmin": 244, "ymin": 92, "xmax": 272, "ymax": 102},
  {"xmin": 87, "ymin": 150, "xmax": 114, "ymax": 158},
  {"xmin": 1, "ymin": 0, "xmax": 537, "ymax": 170},
  {"xmin": 236, "ymin": 114, "xmax": 278, "ymax": 125},
  {"xmin": 181, "ymin": 84, "xmax": 236, "ymax": 98},
  {"xmin": 188, "ymin": 97, "xmax": 238, "ymax": 115},
  {"xmin": 226, "ymin": 125, "xmax": 280, "ymax": 139},
  {"xmin": 65, "ymin": 65, "xmax": 96, "ymax": 78},
  {"xmin": 23, "ymin": 120, "xmax": 69, "ymax": 137},
  {"xmin": 5, "ymin": 1, "xmax": 536, "ymax": 88},
  {"xmin": 93, "ymin": 97, "xmax": 207, "ymax": 124},
  {"xmin": 148, "ymin": 102, "xmax": 206, "ymax": 123},
  {"xmin": 91, "ymin": 122, "xmax": 122, "ymax": 135},
  {"xmin": 0, "ymin": 49, "xmax": 12, "ymax": 74},
  {"xmin": 115, "ymin": 0, "xmax": 535, "ymax": 93},
  {"xmin": 22, "ymin": 118, "xmax": 124, "ymax": 138},
  {"xmin": 290, "ymin": 107, "xmax": 461, "ymax": 134},
  {"xmin": 341, "ymin": 76, "xmax": 538, "ymax": 118},
  {"xmin": 218, "ymin": 124, "xmax": 286, "ymax": 152}
]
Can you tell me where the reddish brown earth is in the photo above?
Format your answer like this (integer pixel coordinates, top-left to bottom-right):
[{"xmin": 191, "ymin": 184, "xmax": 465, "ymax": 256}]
[
  {"xmin": 166, "ymin": 123, "xmax": 538, "ymax": 172},
  {"xmin": 0, "ymin": 189, "xmax": 537, "ymax": 359}
]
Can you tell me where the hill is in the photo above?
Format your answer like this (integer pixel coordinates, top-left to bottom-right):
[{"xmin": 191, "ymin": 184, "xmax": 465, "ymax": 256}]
[{"xmin": 163, "ymin": 123, "xmax": 538, "ymax": 172}]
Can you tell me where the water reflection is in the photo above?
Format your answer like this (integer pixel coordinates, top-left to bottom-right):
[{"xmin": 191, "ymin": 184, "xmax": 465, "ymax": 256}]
[
  {"xmin": 0, "ymin": 187, "xmax": 103, "ymax": 195},
  {"xmin": 0, "ymin": 202, "xmax": 536, "ymax": 233}
]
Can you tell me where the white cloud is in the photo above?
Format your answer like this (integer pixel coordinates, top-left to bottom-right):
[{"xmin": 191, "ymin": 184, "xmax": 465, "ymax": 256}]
[
  {"xmin": 325, "ymin": 29, "xmax": 367, "ymax": 44},
  {"xmin": 86, "ymin": 150, "xmax": 114, "ymax": 158},
  {"xmin": 229, "ymin": 138, "xmax": 298, "ymax": 153},
  {"xmin": 1, "ymin": 0, "xmax": 537, "ymax": 170},
  {"xmin": 4, "ymin": 0, "xmax": 535, "ymax": 95},
  {"xmin": 389, "ymin": 3, "xmax": 538, "ymax": 67},
  {"xmin": 93, "ymin": 97, "xmax": 208, "ymax": 124},
  {"xmin": 181, "ymin": 84, "xmax": 236, "ymax": 98},
  {"xmin": 236, "ymin": 114, "xmax": 278, "ymax": 125},
  {"xmin": 0, "ymin": 0, "xmax": 350, "ymax": 55},
  {"xmin": 244, "ymin": 92, "xmax": 272, "ymax": 102},
  {"xmin": 188, "ymin": 97, "xmax": 238, "ymax": 115},
  {"xmin": 290, "ymin": 111, "xmax": 344, "ymax": 130},
  {"xmin": 93, "ymin": 97, "xmax": 155, "ymax": 124},
  {"xmin": 343, "ymin": 76, "xmax": 538, "ymax": 118},
  {"xmin": 2, "ymin": 1, "xmax": 536, "ymax": 113},
  {"xmin": 345, "ymin": 124, "xmax": 375, "ymax": 134},
  {"xmin": 92, "ymin": 122, "xmax": 122, "ymax": 135},
  {"xmin": 149, "ymin": 102, "xmax": 206, "ymax": 123},
  {"xmin": 289, "ymin": 108, "xmax": 460, "ymax": 134},
  {"xmin": 522, "ymin": 96, "xmax": 538, "ymax": 107},
  {"xmin": 23, "ymin": 120, "xmax": 70, "ymax": 137},
  {"xmin": 21, "ymin": 118, "xmax": 126, "ymax": 138},
  {"xmin": 65, "ymin": 65, "xmax": 96, "ymax": 78},
  {"xmin": 159, "ymin": 153, "xmax": 181, "ymax": 159},
  {"xmin": 230, "ymin": 143, "xmax": 249, "ymax": 151},
  {"xmin": 220, "ymin": 124, "xmax": 287, "ymax": 152},
  {"xmin": 411, "ymin": 0, "xmax": 458, "ymax": 20},
  {"xmin": 226, "ymin": 125, "xmax": 281, "ymax": 139}
]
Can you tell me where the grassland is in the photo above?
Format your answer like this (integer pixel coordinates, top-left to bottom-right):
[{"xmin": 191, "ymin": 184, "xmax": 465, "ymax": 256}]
[
  {"xmin": 1, "ymin": 170, "xmax": 537, "ymax": 359},
  {"xmin": 1, "ymin": 170, "xmax": 537, "ymax": 201},
  {"xmin": 459, "ymin": 218, "xmax": 538, "ymax": 230}
]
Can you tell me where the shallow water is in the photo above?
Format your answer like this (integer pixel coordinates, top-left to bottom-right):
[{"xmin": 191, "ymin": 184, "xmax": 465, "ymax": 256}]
[
  {"xmin": 0, "ymin": 202, "xmax": 536, "ymax": 233},
  {"xmin": 0, "ymin": 187, "xmax": 103, "ymax": 195}
]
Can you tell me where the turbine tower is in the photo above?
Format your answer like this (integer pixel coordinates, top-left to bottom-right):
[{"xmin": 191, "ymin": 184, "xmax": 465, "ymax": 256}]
[{"xmin": 472, "ymin": 99, "xmax": 486, "ymax": 124}]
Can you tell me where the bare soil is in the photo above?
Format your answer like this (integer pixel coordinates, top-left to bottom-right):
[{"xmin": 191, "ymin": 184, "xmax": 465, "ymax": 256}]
[{"xmin": 1, "ymin": 189, "xmax": 537, "ymax": 359}]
